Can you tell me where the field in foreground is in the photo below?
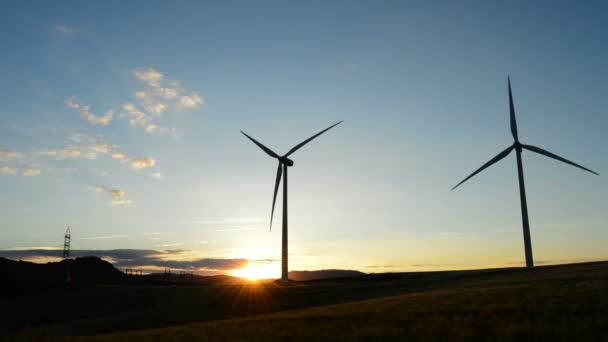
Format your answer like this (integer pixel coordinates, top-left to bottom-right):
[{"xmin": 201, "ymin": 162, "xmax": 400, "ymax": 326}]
[{"xmin": 3, "ymin": 262, "xmax": 607, "ymax": 341}]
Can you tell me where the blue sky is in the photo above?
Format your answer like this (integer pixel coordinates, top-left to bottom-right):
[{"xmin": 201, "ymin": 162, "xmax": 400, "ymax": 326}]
[{"xmin": 0, "ymin": 1, "xmax": 606, "ymax": 276}]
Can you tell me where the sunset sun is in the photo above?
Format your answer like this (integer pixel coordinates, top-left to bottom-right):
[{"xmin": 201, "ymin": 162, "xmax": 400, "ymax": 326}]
[{"xmin": 230, "ymin": 262, "xmax": 280, "ymax": 280}]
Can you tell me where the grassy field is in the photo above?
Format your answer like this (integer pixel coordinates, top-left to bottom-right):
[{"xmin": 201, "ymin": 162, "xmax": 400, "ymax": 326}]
[{"xmin": 2, "ymin": 262, "xmax": 607, "ymax": 341}]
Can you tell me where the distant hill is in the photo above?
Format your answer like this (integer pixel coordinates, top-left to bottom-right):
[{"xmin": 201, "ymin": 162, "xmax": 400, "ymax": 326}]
[
  {"xmin": 288, "ymin": 269, "xmax": 366, "ymax": 282},
  {"xmin": 0, "ymin": 256, "xmax": 124, "ymax": 294}
]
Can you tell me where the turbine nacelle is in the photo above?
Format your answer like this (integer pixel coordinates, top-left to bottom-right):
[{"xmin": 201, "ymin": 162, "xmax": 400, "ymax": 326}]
[{"xmin": 280, "ymin": 157, "xmax": 294, "ymax": 167}]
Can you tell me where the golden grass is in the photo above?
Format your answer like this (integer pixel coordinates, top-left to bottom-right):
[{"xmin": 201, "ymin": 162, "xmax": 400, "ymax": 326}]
[{"xmin": 3, "ymin": 262, "xmax": 607, "ymax": 341}]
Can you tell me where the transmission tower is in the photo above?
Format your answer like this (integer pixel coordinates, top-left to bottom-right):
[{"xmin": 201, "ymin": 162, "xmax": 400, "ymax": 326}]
[{"xmin": 63, "ymin": 226, "xmax": 71, "ymax": 259}]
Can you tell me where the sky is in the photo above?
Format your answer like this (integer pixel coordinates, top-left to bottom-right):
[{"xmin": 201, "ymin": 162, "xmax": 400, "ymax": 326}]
[{"xmin": 0, "ymin": 1, "xmax": 606, "ymax": 277}]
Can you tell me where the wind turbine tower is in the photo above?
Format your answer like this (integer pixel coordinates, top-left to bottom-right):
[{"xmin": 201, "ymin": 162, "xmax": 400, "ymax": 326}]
[
  {"xmin": 241, "ymin": 121, "xmax": 342, "ymax": 282},
  {"xmin": 452, "ymin": 77, "xmax": 599, "ymax": 268}
]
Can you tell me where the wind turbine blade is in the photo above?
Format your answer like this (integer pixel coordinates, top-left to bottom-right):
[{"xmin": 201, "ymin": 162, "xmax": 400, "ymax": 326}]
[
  {"xmin": 522, "ymin": 144, "xmax": 599, "ymax": 176},
  {"xmin": 241, "ymin": 131, "xmax": 279, "ymax": 158},
  {"xmin": 284, "ymin": 121, "xmax": 343, "ymax": 157},
  {"xmin": 451, "ymin": 145, "xmax": 514, "ymax": 191},
  {"xmin": 269, "ymin": 161, "xmax": 283, "ymax": 231},
  {"xmin": 508, "ymin": 77, "xmax": 519, "ymax": 141}
]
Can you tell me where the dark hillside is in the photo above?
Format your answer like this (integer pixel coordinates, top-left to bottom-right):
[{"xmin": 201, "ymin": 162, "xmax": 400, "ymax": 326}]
[{"xmin": 1, "ymin": 257, "xmax": 124, "ymax": 293}]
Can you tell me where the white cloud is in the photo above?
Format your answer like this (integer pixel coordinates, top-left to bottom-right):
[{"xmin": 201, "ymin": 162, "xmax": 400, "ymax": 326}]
[
  {"xmin": 112, "ymin": 152, "xmax": 127, "ymax": 160},
  {"xmin": 95, "ymin": 185, "xmax": 131, "ymax": 206},
  {"xmin": 54, "ymin": 24, "xmax": 77, "ymax": 35},
  {"xmin": 22, "ymin": 168, "xmax": 41, "ymax": 176},
  {"xmin": 95, "ymin": 185, "xmax": 125, "ymax": 198},
  {"xmin": 131, "ymin": 158, "xmax": 156, "ymax": 169},
  {"xmin": 123, "ymin": 68, "xmax": 203, "ymax": 135},
  {"xmin": 83, "ymin": 151, "xmax": 97, "ymax": 160},
  {"xmin": 0, "ymin": 148, "xmax": 43, "ymax": 177},
  {"xmin": 179, "ymin": 94, "xmax": 203, "ymax": 108},
  {"xmin": 145, "ymin": 124, "xmax": 158, "ymax": 133},
  {"xmin": 112, "ymin": 199, "xmax": 132, "ymax": 207},
  {"xmin": 133, "ymin": 68, "xmax": 163, "ymax": 88},
  {"xmin": 33, "ymin": 146, "xmax": 84, "ymax": 160},
  {"xmin": 65, "ymin": 97, "xmax": 113, "ymax": 126},
  {"xmin": 108, "ymin": 189, "xmax": 125, "ymax": 198},
  {"xmin": 35, "ymin": 135, "xmax": 127, "ymax": 163},
  {"xmin": 149, "ymin": 172, "xmax": 162, "ymax": 179},
  {"xmin": 122, "ymin": 102, "xmax": 150, "ymax": 127},
  {"xmin": 0, "ymin": 148, "xmax": 22, "ymax": 161},
  {"xmin": 0, "ymin": 166, "xmax": 17, "ymax": 175}
]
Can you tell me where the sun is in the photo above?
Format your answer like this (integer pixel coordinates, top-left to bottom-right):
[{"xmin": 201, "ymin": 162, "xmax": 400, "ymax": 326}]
[{"xmin": 230, "ymin": 262, "xmax": 279, "ymax": 280}]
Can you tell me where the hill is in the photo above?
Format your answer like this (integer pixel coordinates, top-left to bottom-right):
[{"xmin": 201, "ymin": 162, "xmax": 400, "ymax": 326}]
[
  {"xmin": 1, "ymin": 261, "xmax": 606, "ymax": 340},
  {"xmin": 75, "ymin": 261, "xmax": 608, "ymax": 341},
  {"xmin": 0, "ymin": 256, "xmax": 124, "ymax": 293},
  {"xmin": 288, "ymin": 269, "xmax": 365, "ymax": 281}
]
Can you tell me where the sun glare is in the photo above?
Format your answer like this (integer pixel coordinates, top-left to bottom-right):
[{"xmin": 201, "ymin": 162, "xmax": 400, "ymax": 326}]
[{"xmin": 230, "ymin": 262, "xmax": 280, "ymax": 280}]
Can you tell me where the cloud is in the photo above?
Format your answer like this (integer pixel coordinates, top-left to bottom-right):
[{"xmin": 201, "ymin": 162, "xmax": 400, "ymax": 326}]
[
  {"xmin": 122, "ymin": 68, "xmax": 203, "ymax": 135},
  {"xmin": 111, "ymin": 199, "xmax": 132, "ymax": 207},
  {"xmin": 179, "ymin": 94, "xmax": 203, "ymax": 109},
  {"xmin": 78, "ymin": 235, "xmax": 129, "ymax": 240},
  {"xmin": 33, "ymin": 146, "xmax": 82, "ymax": 159},
  {"xmin": 131, "ymin": 157, "xmax": 156, "ymax": 169},
  {"xmin": 65, "ymin": 96, "xmax": 113, "ymax": 126},
  {"xmin": 54, "ymin": 24, "xmax": 78, "ymax": 35},
  {"xmin": 34, "ymin": 134, "xmax": 136, "ymax": 166},
  {"xmin": 149, "ymin": 172, "xmax": 162, "ymax": 179},
  {"xmin": 123, "ymin": 102, "xmax": 151, "ymax": 127},
  {"xmin": 197, "ymin": 218, "xmax": 267, "ymax": 225},
  {"xmin": 95, "ymin": 185, "xmax": 131, "ymax": 206},
  {"xmin": 109, "ymin": 190, "xmax": 125, "ymax": 197},
  {"xmin": 22, "ymin": 168, "xmax": 41, "ymax": 176},
  {"xmin": 215, "ymin": 228, "xmax": 257, "ymax": 232},
  {"xmin": 0, "ymin": 166, "xmax": 17, "ymax": 175},
  {"xmin": 96, "ymin": 185, "xmax": 125, "ymax": 197},
  {"xmin": 112, "ymin": 152, "xmax": 127, "ymax": 160},
  {"xmin": 0, "ymin": 148, "xmax": 43, "ymax": 176},
  {"xmin": 133, "ymin": 69, "xmax": 164, "ymax": 88},
  {"xmin": 0, "ymin": 249, "xmax": 250, "ymax": 273},
  {"xmin": 0, "ymin": 148, "xmax": 22, "ymax": 161}
]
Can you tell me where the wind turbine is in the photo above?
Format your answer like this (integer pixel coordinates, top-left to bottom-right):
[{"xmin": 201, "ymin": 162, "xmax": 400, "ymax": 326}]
[
  {"xmin": 452, "ymin": 77, "xmax": 598, "ymax": 268},
  {"xmin": 241, "ymin": 121, "xmax": 343, "ymax": 282}
]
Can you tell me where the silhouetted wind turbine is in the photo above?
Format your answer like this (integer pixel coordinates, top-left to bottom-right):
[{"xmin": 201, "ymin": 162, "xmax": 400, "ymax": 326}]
[
  {"xmin": 452, "ymin": 77, "xmax": 598, "ymax": 268},
  {"xmin": 241, "ymin": 121, "xmax": 342, "ymax": 282}
]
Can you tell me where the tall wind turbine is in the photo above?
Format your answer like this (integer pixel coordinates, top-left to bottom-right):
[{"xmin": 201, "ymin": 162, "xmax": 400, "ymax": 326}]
[
  {"xmin": 452, "ymin": 77, "xmax": 598, "ymax": 268},
  {"xmin": 241, "ymin": 121, "xmax": 342, "ymax": 282}
]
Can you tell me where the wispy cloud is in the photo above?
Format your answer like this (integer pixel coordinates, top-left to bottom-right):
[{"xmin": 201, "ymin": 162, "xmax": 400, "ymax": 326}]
[
  {"xmin": 54, "ymin": 24, "xmax": 78, "ymax": 35},
  {"xmin": 133, "ymin": 69, "xmax": 163, "ymax": 88},
  {"xmin": 111, "ymin": 199, "xmax": 131, "ymax": 207},
  {"xmin": 122, "ymin": 68, "xmax": 203, "ymax": 135},
  {"xmin": 95, "ymin": 185, "xmax": 131, "ymax": 207},
  {"xmin": 22, "ymin": 168, "xmax": 41, "ymax": 176},
  {"xmin": 215, "ymin": 228, "xmax": 257, "ymax": 232},
  {"xmin": 131, "ymin": 157, "xmax": 156, "ymax": 169},
  {"xmin": 0, "ymin": 166, "xmax": 17, "ymax": 175},
  {"xmin": 77, "ymin": 235, "xmax": 129, "ymax": 240},
  {"xmin": 65, "ymin": 96, "xmax": 113, "ymax": 126},
  {"xmin": 149, "ymin": 171, "xmax": 162, "ymax": 179},
  {"xmin": 0, "ymin": 147, "xmax": 44, "ymax": 177},
  {"xmin": 197, "ymin": 218, "xmax": 267, "ymax": 225},
  {"xmin": 33, "ymin": 134, "xmax": 157, "ymax": 173},
  {"xmin": 1, "ymin": 165, "xmax": 42, "ymax": 177},
  {"xmin": 0, "ymin": 147, "xmax": 22, "ymax": 161},
  {"xmin": 112, "ymin": 152, "xmax": 127, "ymax": 160}
]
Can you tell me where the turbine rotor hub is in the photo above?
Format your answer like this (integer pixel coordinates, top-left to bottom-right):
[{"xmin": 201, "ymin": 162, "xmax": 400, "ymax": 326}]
[
  {"xmin": 514, "ymin": 141, "xmax": 522, "ymax": 152},
  {"xmin": 280, "ymin": 157, "xmax": 294, "ymax": 167}
]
